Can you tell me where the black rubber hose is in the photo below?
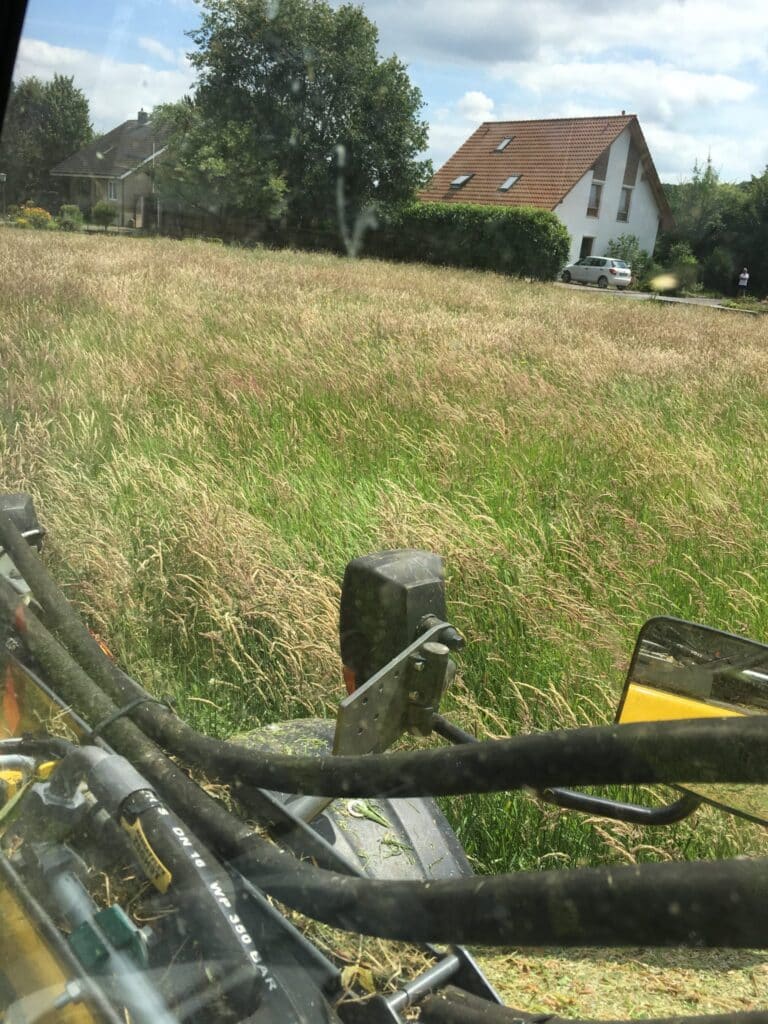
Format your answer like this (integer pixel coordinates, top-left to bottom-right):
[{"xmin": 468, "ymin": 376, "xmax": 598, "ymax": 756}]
[
  {"xmin": 3, "ymin": 575, "xmax": 768, "ymax": 950},
  {"xmin": 245, "ymin": 846, "xmax": 768, "ymax": 946},
  {"xmin": 433, "ymin": 716, "xmax": 704, "ymax": 825},
  {"xmin": 3, "ymin": 511, "xmax": 768, "ymax": 797},
  {"xmin": 116, "ymin": 704, "xmax": 768, "ymax": 795},
  {"xmin": 0, "ymin": 735, "xmax": 75, "ymax": 759},
  {"xmin": 45, "ymin": 743, "xmax": 267, "ymax": 1017},
  {"xmin": 420, "ymin": 987, "xmax": 768, "ymax": 1024},
  {"xmin": 0, "ymin": 588, "xmax": 268, "ymax": 1012},
  {"xmin": 117, "ymin": 790, "xmax": 266, "ymax": 1017}
]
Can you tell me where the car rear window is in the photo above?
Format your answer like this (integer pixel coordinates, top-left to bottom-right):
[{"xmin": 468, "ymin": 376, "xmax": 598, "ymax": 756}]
[{"xmin": 611, "ymin": 260, "xmax": 629, "ymax": 268}]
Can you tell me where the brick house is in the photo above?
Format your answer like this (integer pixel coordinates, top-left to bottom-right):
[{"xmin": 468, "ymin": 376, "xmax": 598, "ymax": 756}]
[
  {"xmin": 420, "ymin": 114, "xmax": 673, "ymax": 263},
  {"xmin": 51, "ymin": 109, "xmax": 166, "ymax": 229}
]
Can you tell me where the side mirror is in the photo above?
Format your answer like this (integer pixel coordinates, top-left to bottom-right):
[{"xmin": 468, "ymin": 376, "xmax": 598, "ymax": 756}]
[{"xmin": 617, "ymin": 616, "xmax": 768, "ymax": 825}]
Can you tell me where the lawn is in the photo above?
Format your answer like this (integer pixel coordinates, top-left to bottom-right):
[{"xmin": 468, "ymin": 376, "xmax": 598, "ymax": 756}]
[{"xmin": 1, "ymin": 229, "xmax": 767, "ymax": 1013}]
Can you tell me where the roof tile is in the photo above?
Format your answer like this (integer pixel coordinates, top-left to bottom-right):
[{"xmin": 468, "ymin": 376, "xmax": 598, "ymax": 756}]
[
  {"xmin": 51, "ymin": 118, "xmax": 166, "ymax": 178},
  {"xmin": 420, "ymin": 115, "xmax": 659, "ymax": 212}
]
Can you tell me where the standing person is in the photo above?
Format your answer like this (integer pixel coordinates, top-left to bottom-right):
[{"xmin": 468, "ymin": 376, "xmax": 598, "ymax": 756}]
[{"xmin": 738, "ymin": 267, "xmax": 750, "ymax": 298}]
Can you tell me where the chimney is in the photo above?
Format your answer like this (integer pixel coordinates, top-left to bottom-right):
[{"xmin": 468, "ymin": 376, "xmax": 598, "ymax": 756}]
[
  {"xmin": 138, "ymin": 109, "xmax": 149, "ymax": 124},
  {"xmin": 621, "ymin": 109, "xmax": 626, "ymax": 115}
]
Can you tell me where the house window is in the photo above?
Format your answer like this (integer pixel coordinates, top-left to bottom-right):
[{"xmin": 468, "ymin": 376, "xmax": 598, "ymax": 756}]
[
  {"xmin": 617, "ymin": 187, "xmax": 632, "ymax": 222},
  {"xmin": 450, "ymin": 174, "xmax": 473, "ymax": 189},
  {"xmin": 495, "ymin": 136, "xmax": 513, "ymax": 152},
  {"xmin": 587, "ymin": 182, "xmax": 602, "ymax": 217},
  {"xmin": 624, "ymin": 142, "xmax": 641, "ymax": 185},
  {"xmin": 107, "ymin": 179, "xmax": 118, "ymax": 200},
  {"xmin": 579, "ymin": 236, "xmax": 594, "ymax": 259},
  {"xmin": 591, "ymin": 148, "xmax": 609, "ymax": 182},
  {"xmin": 499, "ymin": 175, "xmax": 520, "ymax": 191}
]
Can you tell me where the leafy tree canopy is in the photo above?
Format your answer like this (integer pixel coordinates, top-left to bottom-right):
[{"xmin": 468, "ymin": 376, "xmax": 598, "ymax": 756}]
[
  {"xmin": 152, "ymin": 97, "xmax": 288, "ymax": 226},
  {"xmin": 162, "ymin": 0, "xmax": 431, "ymax": 232},
  {"xmin": 0, "ymin": 74, "xmax": 93, "ymax": 208},
  {"xmin": 659, "ymin": 157, "xmax": 768, "ymax": 295},
  {"xmin": 662, "ymin": 158, "xmax": 745, "ymax": 258}
]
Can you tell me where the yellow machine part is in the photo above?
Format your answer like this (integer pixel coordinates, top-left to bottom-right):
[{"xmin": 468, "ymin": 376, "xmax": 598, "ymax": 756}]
[
  {"xmin": 0, "ymin": 885, "xmax": 98, "ymax": 1024},
  {"xmin": 2, "ymin": 661, "xmax": 86, "ymax": 742},
  {"xmin": 0, "ymin": 771, "xmax": 24, "ymax": 804},
  {"xmin": 619, "ymin": 682, "xmax": 744, "ymax": 724}
]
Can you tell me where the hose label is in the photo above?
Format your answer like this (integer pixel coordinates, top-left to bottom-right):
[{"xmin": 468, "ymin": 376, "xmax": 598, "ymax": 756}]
[
  {"xmin": 121, "ymin": 815, "xmax": 173, "ymax": 893},
  {"xmin": 210, "ymin": 880, "xmax": 278, "ymax": 991}
]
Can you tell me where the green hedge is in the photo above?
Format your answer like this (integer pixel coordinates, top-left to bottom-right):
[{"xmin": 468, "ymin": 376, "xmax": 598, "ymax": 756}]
[{"xmin": 370, "ymin": 201, "xmax": 570, "ymax": 280}]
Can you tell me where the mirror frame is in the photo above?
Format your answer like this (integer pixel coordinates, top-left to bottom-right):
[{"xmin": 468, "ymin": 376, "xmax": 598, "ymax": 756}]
[{"xmin": 616, "ymin": 615, "xmax": 768, "ymax": 828}]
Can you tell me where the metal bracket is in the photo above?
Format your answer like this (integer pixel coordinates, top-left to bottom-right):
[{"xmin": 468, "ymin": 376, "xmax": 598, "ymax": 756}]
[{"xmin": 333, "ymin": 622, "xmax": 455, "ymax": 755}]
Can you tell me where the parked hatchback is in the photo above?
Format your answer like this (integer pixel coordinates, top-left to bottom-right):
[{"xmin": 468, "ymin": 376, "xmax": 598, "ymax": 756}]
[{"xmin": 561, "ymin": 257, "xmax": 632, "ymax": 289}]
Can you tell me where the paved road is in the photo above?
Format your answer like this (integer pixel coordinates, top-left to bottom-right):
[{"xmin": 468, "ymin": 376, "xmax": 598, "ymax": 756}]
[{"xmin": 553, "ymin": 281, "xmax": 761, "ymax": 313}]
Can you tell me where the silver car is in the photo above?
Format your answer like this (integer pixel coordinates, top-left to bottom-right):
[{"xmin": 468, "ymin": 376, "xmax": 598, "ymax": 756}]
[{"xmin": 561, "ymin": 256, "xmax": 632, "ymax": 289}]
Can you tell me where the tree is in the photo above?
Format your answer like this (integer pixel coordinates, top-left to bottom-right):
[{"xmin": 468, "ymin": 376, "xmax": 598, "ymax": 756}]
[
  {"xmin": 663, "ymin": 158, "xmax": 726, "ymax": 254},
  {"xmin": 171, "ymin": 0, "xmax": 431, "ymax": 236},
  {"xmin": 659, "ymin": 158, "xmax": 746, "ymax": 292},
  {"xmin": 152, "ymin": 97, "xmax": 288, "ymax": 232},
  {"xmin": 0, "ymin": 74, "xmax": 92, "ymax": 208},
  {"xmin": 734, "ymin": 166, "xmax": 768, "ymax": 296}
]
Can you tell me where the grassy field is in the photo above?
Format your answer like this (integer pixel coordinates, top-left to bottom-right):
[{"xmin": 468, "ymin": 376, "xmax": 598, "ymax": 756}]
[{"xmin": 2, "ymin": 230, "xmax": 768, "ymax": 1013}]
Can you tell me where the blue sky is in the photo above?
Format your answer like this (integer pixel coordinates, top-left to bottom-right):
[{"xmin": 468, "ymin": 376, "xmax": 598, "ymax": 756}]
[{"xmin": 15, "ymin": 0, "xmax": 768, "ymax": 183}]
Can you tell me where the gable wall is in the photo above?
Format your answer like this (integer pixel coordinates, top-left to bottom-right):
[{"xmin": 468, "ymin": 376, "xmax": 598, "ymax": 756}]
[{"xmin": 554, "ymin": 127, "xmax": 661, "ymax": 264}]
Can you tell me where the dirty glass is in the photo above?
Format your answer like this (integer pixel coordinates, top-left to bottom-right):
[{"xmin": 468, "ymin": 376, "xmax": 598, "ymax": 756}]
[{"xmin": 1, "ymin": 1, "xmax": 767, "ymax": 1022}]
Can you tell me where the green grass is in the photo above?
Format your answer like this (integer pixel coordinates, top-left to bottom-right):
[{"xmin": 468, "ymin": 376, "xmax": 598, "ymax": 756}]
[{"xmin": 1, "ymin": 230, "xmax": 767, "ymax": 1012}]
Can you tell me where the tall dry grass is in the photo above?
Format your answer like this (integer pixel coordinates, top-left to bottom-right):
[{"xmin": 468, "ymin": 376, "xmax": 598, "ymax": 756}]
[{"xmin": 1, "ymin": 230, "xmax": 768, "ymax": 876}]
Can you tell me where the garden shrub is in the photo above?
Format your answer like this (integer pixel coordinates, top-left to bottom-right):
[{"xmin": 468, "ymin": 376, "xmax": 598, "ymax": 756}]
[
  {"xmin": 16, "ymin": 203, "xmax": 54, "ymax": 229},
  {"xmin": 606, "ymin": 233, "xmax": 652, "ymax": 286},
  {"xmin": 92, "ymin": 200, "xmax": 116, "ymax": 231},
  {"xmin": 58, "ymin": 204, "xmax": 84, "ymax": 231},
  {"xmin": 370, "ymin": 201, "xmax": 570, "ymax": 280}
]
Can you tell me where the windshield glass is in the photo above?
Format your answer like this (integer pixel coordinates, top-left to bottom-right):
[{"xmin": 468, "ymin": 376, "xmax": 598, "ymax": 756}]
[{"xmin": 1, "ymin": 1, "xmax": 768, "ymax": 1022}]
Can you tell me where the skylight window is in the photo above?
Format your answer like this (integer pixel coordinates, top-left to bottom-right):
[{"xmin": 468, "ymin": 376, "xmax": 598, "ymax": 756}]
[
  {"xmin": 495, "ymin": 136, "xmax": 513, "ymax": 152},
  {"xmin": 450, "ymin": 174, "xmax": 473, "ymax": 189},
  {"xmin": 499, "ymin": 175, "xmax": 520, "ymax": 191}
]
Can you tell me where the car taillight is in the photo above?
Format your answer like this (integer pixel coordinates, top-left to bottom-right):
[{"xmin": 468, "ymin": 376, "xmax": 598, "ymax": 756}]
[{"xmin": 609, "ymin": 268, "xmax": 617, "ymax": 275}]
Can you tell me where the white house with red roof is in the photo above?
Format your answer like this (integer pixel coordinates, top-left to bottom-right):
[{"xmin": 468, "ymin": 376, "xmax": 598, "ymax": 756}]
[{"xmin": 420, "ymin": 114, "xmax": 673, "ymax": 264}]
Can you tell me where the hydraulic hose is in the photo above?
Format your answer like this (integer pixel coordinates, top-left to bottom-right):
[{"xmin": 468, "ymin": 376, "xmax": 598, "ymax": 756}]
[
  {"xmin": 2, "ymin": 512, "xmax": 768, "ymax": 797},
  {"xmin": 0, "ymin": 735, "xmax": 75, "ymax": 760},
  {"xmin": 1, "ymin": 606, "xmax": 268, "ymax": 1015},
  {"xmin": 420, "ymin": 987, "xmax": 768, "ymax": 1024},
  {"xmin": 44, "ymin": 745, "xmax": 267, "ymax": 1018},
  {"xmin": 2, "ymin": 573, "xmax": 768, "ymax": 950}
]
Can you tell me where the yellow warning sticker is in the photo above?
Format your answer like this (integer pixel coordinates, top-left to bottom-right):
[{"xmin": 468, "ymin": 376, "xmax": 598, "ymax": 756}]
[{"xmin": 121, "ymin": 816, "xmax": 173, "ymax": 893}]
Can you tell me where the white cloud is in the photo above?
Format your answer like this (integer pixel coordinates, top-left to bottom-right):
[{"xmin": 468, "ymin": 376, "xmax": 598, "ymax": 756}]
[
  {"xmin": 491, "ymin": 61, "xmax": 756, "ymax": 125},
  {"xmin": 643, "ymin": 123, "xmax": 768, "ymax": 182},
  {"xmin": 15, "ymin": 38, "xmax": 195, "ymax": 133},
  {"xmin": 138, "ymin": 36, "xmax": 177, "ymax": 65},
  {"xmin": 455, "ymin": 90, "xmax": 495, "ymax": 123},
  {"xmin": 358, "ymin": 0, "xmax": 768, "ymax": 182},
  {"xmin": 361, "ymin": 0, "xmax": 768, "ymax": 75},
  {"xmin": 362, "ymin": 0, "xmax": 541, "ymax": 63},
  {"xmin": 558, "ymin": 0, "xmax": 768, "ymax": 73},
  {"xmin": 427, "ymin": 91, "xmax": 495, "ymax": 169}
]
